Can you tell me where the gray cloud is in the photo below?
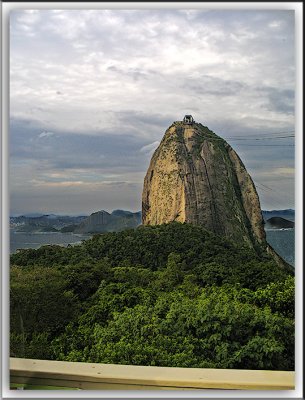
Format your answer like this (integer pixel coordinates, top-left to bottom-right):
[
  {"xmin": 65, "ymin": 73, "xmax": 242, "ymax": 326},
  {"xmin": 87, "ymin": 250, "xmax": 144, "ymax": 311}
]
[
  {"xmin": 9, "ymin": 9, "xmax": 296, "ymax": 214},
  {"xmin": 182, "ymin": 76, "xmax": 245, "ymax": 97},
  {"xmin": 38, "ymin": 131, "xmax": 55, "ymax": 139},
  {"xmin": 140, "ymin": 141, "xmax": 160, "ymax": 155},
  {"xmin": 10, "ymin": 118, "xmax": 153, "ymax": 172},
  {"xmin": 262, "ymin": 88, "xmax": 294, "ymax": 114}
]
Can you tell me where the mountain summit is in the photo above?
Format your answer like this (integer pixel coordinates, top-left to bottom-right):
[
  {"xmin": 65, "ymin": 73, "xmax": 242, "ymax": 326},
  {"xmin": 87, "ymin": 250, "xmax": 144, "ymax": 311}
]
[{"xmin": 142, "ymin": 116, "xmax": 267, "ymax": 251}]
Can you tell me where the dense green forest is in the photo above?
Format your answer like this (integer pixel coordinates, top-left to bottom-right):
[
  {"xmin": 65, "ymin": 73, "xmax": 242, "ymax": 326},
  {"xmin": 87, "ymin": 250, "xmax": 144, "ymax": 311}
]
[{"xmin": 10, "ymin": 222, "xmax": 294, "ymax": 370}]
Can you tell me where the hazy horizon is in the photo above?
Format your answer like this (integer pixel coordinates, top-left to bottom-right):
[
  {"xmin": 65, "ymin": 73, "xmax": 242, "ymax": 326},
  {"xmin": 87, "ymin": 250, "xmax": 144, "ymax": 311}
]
[{"xmin": 10, "ymin": 207, "xmax": 296, "ymax": 218}]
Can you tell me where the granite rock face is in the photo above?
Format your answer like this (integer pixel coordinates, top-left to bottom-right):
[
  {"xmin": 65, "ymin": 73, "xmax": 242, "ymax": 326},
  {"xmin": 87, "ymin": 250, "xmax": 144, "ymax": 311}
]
[{"xmin": 142, "ymin": 120, "xmax": 267, "ymax": 250}]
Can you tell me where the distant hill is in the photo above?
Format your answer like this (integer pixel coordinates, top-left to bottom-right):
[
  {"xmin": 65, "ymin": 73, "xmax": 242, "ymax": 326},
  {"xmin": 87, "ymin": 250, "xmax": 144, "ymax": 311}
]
[
  {"xmin": 74, "ymin": 210, "xmax": 141, "ymax": 233},
  {"xmin": 10, "ymin": 210, "xmax": 142, "ymax": 234},
  {"xmin": 20, "ymin": 213, "xmax": 45, "ymax": 218},
  {"xmin": 10, "ymin": 214, "xmax": 88, "ymax": 232},
  {"xmin": 265, "ymin": 217, "xmax": 294, "ymax": 230},
  {"xmin": 11, "ymin": 209, "xmax": 295, "ymax": 234},
  {"xmin": 111, "ymin": 209, "xmax": 134, "ymax": 217},
  {"xmin": 262, "ymin": 209, "xmax": 295, "ymax": 222}
]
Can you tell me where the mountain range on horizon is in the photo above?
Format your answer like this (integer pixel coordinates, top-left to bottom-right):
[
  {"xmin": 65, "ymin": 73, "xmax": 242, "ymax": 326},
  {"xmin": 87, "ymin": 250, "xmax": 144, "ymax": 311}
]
[
  {"xmin": 10, "ymin": 208, "xmax": 295, "ymax": 219},
  {"xmin": 10, "ymin": 209, "xmax": 142, "ymax": 234},
  {"xmin": 10, "ymin": 207, "xmax": 294, "ymax": 235}
]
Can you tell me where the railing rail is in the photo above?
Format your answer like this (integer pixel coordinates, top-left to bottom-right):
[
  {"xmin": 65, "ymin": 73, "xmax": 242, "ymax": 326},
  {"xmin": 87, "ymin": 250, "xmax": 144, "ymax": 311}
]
[{"xmin": 10, "ymin": 357, "xmax": 295, "ymax": 390}]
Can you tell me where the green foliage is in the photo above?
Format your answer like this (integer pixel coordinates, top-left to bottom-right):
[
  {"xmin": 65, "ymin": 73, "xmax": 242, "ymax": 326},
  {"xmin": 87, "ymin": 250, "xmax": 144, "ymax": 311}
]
[
  {"xmin": 10, "ymin": 265, "xmax": 80, "ymax": 358},
  {"xmin": 10, "ymin": 265, "xmax": 79, "ymax": 335},
  {"xmin": 59, "ymin": 259, "xmax": 111, "ymax": 301},
  {"xmin": 252, "ymin": 276, "xmax": 295, "ymax": 318},
  {"xmin": 53, "ymin": 286, "xmax": 293, "ymax": 370},
  {"xmin": 10, "ymin": 332, "xmax": 53, "ymax": 360},
  {"xmin": 10, "ymin": 222, "xmax": 294, "ymax": 370},
  {"xmin": 10, "ymin": 244, "xmax": 91, "ymax": 267}
]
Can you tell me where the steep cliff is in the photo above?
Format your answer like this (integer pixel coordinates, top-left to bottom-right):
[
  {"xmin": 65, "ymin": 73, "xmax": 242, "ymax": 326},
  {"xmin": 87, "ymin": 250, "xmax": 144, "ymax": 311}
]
[{"xmin": 142, "ymin": 119, "xmax": 267, "ymax": 252}]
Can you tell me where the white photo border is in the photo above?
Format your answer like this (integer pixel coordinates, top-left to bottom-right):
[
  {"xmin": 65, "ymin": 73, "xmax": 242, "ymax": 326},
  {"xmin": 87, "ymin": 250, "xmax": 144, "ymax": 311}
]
[{"xmin": 1, "ymin": 2, "xmax": 303, "ymax": 399}]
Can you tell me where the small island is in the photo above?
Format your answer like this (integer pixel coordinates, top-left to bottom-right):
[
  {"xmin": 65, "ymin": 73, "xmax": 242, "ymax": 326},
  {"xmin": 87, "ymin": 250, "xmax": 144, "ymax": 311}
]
[{"xmin": 265, "ymin": 217, "xmax": 294, "ymax": 229}]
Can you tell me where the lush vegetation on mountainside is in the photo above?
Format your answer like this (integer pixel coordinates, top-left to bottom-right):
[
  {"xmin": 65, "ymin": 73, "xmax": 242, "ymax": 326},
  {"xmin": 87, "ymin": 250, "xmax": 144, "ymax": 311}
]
[{"xmin": 10, "ymin": 222, "xmax": 294, "ymax": 370}]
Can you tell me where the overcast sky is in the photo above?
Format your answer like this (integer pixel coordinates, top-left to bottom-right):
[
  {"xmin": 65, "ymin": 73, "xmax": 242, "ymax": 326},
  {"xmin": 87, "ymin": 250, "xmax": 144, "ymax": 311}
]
[{"xmin": 10, "ymin": 8, "xmax": 295, "ymax": 215}]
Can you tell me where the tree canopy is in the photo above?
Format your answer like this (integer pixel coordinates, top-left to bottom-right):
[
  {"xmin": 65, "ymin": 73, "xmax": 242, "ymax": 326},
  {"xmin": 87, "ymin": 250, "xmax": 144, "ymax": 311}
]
[{"xmin": 10, "ymin": 222, "xmax": 294, "ymax": 370}]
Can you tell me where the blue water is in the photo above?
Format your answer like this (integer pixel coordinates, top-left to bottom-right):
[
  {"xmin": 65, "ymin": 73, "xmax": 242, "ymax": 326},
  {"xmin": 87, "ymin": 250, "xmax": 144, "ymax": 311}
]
[
  {"xmin": 265, "ymin": 229, "xmax": 295, "ymax": 266},
  {"xmin": 9, "ymin": 231, "xmax": 91, "ymax": 254}
]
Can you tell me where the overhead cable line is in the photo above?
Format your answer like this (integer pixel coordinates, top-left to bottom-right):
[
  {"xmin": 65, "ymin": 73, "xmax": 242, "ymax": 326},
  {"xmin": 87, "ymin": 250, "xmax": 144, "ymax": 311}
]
[
  {"xmin": 232, "ymin": 144, "xmax": 294, "ymax": 146},
  {"xmin": 253, "ymin": 180, "xmax": 295, "ymax": 202},
  {"xmin": 225, "ymin": 130, "xmax": 295, "ymax": 138},
  {"xmin": 201, "ymin": 134, "xmax": 294, "ymax": 142},
  {"xmin": 227, "ymin": 135, "xmax": 294, "ymax": 141},
  {"xmin": 253, "ymin": 181, "xmax": 273, "ymax": 191}
]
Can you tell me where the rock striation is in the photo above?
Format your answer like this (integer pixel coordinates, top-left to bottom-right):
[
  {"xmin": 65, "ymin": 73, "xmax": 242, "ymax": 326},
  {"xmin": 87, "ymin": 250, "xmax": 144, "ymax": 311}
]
[{"xmin": 142, "ymin": 118, "xmax": 267, "ymax": 251}]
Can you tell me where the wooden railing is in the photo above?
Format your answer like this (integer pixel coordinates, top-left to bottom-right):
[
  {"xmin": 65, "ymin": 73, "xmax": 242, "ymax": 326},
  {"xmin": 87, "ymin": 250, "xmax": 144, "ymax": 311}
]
[{"xmin": 10, "ymin": 358, "xmax": 295, "ymax": 390}]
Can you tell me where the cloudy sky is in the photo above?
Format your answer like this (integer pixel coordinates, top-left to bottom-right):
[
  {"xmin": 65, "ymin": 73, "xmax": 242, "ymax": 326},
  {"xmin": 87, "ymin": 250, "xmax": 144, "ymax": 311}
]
[{"xmin": 10, "ymin": 8, "xmax": 295, "ymax": 216}]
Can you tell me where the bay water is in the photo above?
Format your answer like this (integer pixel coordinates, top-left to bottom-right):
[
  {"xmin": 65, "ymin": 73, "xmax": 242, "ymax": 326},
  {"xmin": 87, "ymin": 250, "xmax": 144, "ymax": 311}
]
[
  {"xmin": 265, "ymin": 228, "xmax": 295, "ymax": 266},
  {"xmin": 9, "ymin": 231, "xmax": 91, "ymax": 254}
]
